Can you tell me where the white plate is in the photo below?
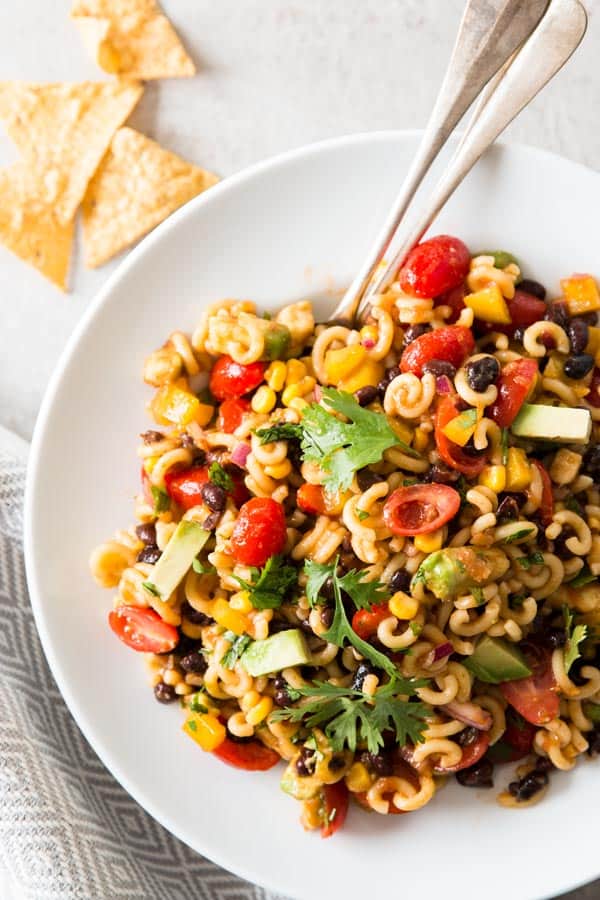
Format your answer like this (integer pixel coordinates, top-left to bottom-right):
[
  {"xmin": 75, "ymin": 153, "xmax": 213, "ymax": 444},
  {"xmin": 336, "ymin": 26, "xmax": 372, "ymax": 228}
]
[{"xmin": 25, "ymin": 132, "xmax": 600, "ymax": 900}]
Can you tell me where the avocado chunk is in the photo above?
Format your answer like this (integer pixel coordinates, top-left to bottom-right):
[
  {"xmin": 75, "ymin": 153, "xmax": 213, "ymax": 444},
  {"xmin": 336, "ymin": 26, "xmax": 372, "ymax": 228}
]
[
  {"xmin": 412, "ymin": 547, "xmax": 510, "ymax": 600},
  {"xmin": 511, "ymin": 403, "xmax": 591, "ymax": 444},
  {"xmin": 464, "ymin": 635, "xmax": 532, "ymax": 684},
  {"xmin": 241, "ymin": 629, "xmax": 310, "ymax": 676},
  {"xmin": 144, "ymin": 520, "xmax": 210, "ymax": 600},
  {"xmin": 477, "ymin": 249, "xmax": 521, "ymax": 276}
]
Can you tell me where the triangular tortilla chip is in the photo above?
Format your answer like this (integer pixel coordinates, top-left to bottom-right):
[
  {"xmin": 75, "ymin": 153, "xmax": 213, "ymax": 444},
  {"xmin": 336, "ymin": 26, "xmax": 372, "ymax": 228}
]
[
  {"xmin": 0, "ymin": 165, "xmax": 74, "ymax": 290},
  {"xmin": 0, "ymin": 80, "xmax": 143, "ymax": 225},
  {"xmin": 82, "ymin": 127, "xmax": 218, "ymax": 267},
  {"xmin": 71, "ymin": 0, "xmax": 195, "ymax": 79}
]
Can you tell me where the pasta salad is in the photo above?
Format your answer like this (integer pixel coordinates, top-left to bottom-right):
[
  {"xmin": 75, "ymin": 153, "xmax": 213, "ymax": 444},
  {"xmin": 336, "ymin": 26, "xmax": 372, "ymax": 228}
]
[{"xmin": 91, "ymin": 234, "xmax": 600, "ymax": 836}]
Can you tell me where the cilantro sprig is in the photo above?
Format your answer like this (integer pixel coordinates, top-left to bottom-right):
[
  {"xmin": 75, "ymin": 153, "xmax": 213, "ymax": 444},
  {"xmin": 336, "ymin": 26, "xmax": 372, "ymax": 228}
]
[
  {"xmin": 208, "ymin": 461, "xmax": 233, "ymax": 492},
  {"xmin": 563, "ymin": 605, "xmax": 588, "ymax": 675},
  {"xmin": 221, "ymin": 632, "xmax": 253, "ymax": 669},
  {"xmin": 235, "ymin": 555, "xmax": 298, "ymax": 609},
  {"xmin": 300, "ymin": 388, "xmax": 416, "ymax": 492},
  {"xmin": 516, "ymin": 551, "xmax": 545, "ymax": 570},
  {"xmin": 272, "ymin": 678, "xmax": 430, "ymax": 754},
  {"xmin": 256, "ymin": 422, "xmax": 303, "ymax": 444}
]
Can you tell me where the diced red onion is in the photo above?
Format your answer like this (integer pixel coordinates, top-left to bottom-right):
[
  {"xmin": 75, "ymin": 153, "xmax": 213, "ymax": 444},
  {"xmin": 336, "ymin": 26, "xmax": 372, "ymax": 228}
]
[
  {"xmin": 441, "ymin": 700, "xmax": 493, "ymax": 731},
  {"xmin": 436, "ymin": 375, "xmax": 452, "ymax": 394},
  {"xmin": 362, "ymin": 338, "xmax": 376, "ymax": 349},
  {"xmin": 230, "ymin": 442, "xmax": 251, "ymax": 468},
  {"xmin": 433, "ymin": 641, "xmax": 453, "ymax": 662}
]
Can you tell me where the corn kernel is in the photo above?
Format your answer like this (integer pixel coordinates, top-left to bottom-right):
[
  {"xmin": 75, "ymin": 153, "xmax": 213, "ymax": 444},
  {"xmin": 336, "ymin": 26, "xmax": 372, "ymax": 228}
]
[
  {"xmin": 281, "ymin": 384, "xmax": 301, "ymax": 406},
  {"xmin": 246, "ymin": 697, "xmax": 273, "ymax": 726},
  {"xmin": 183, "ymin": 712, "xmax": 226, "ymax": 751},
  {"xmin": 414, "ymin": 529, "xmax": 444, "ymax": 554},
  {"xmin": 464, "ymin": 284, "xmax": 511, "ymax": 324},
  {"xmin": 286, "ymin": 359, "xmax": 307, "ymax": 385},
  {"xmin": 265, "ymin": 459, "xmax": 293, "ymax": 479},
  {"xmin": 300, "ymin": 356, "xmax": 316, "ymax": 378},
  {"xmin": 151, "ymin": 385, "xmax": 201, "ymax": 427},
  {"xmin": 389, "ymin": 591, "xmax": 419, "ymax": 620},
  {"xmin": 413, "ymin": 428, "xmax": 429, "ymax": 453},
  {"xmin": 561, "ymin": 275, "xmax": 600, "ymax": 316},
  {"xmin": 346, "ymin": 762, "xmax": 372, "ymax": 793},
  {"xmin": 505, "ymin": 448, "xmax": 531, "ymax": 491},
  {"xmin": 251, "ymin": 385, "xmax": 277, "ymax": 414},
  {"xmin": 265, "ymin": 360, "xmax": 287, "ymax": 392},
  {"xmin": 478, "ymin": 464, "xmax": 507, "ymax": 493},
  {"xmin": 229, "ymin": 590, "xmax": 253, "ymax": 614},
  {"xmin": 212, "ymin": 597, "xmax": 250, "ymax": 635},
  {"xmin": 288, "ymin": 396, "xmax": 309, "ymax": 412}
]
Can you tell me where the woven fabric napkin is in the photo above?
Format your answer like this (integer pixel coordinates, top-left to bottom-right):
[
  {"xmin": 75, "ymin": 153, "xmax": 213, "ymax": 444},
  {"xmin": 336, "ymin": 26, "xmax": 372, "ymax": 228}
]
[{"xmin": 0, "ymin": 425, "xmax": 282, "ymax": 900}]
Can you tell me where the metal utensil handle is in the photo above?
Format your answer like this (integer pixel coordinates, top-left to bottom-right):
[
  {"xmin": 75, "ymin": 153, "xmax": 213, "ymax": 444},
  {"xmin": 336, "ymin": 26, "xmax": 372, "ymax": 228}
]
[
  {"xmin": 360, "ymin": 0, "xmax": 587, "ymax": 309},
  {"xmin": 332, "ymin": 0, "xmax": 548, "ymax": 324}
]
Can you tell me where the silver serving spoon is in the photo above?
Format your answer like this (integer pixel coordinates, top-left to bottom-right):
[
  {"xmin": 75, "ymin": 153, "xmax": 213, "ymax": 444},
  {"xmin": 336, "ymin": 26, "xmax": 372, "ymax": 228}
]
[{"xmin": 332, "ymin": 0, "xmax": 587, "ymax": 325}]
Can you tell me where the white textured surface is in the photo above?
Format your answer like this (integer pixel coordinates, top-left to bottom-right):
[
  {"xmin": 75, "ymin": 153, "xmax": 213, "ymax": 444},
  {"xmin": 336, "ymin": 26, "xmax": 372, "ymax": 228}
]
[{"xmin": 0, "ymin": 1, "xmax": 598, "ymax": 440}]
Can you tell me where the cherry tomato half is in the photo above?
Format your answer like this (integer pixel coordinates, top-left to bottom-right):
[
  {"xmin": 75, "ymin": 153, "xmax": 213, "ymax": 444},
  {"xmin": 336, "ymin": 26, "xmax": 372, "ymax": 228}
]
[
  {"xmin": 486, "ymin": 709, "xmax": 536, "ymax": 764},
  {"xmin": 217, "ymin": 397, "xmax": 251, "ymax": 433},
  {"xmin": 320, "ymin": 782, "xmax": 349, "ymax": 838},
  {"xmin": 352, "ymin": 602, "xmax": 391, "ymax": 640},
  {"xmin": 530, "ymin": 460, "xmax": 554, "ymax": 527},
  {"xmin": 209, "ymin": 355, "xmax": 267, "ymax": 401},
  {"xmin": 230, "ymin": 497, "xmax": 287, "ymax": 566},
  {"xmin": 297, "ymin": 483, "xmax": 327, "ymax": 515},
  {"xmin": 500, "ymin": 644, "xmax": 559, "ymax": 726},
  {"xmin": 165, "ymin": 465, "xmax": 249, "ymax": 510},
  {"xmin": 436, "ymin": 285, "xmax": 466, "ymax": 323},
  {"xmin": 434, "ymin": 396, "xmax": 486, "ymax": 477},
  {"xmin": 108, "ymin": 606, "xmax": 179, "ymax": 653},
  {"xmin": 488, "ymin": 358, "xmax": 538, "ymax": 428},
  {"xmin": 213, "ymin": 737, "xmax": 280, "ymax": 771},
  {"xmin": 400, "ymin": 325, "xmax": 474, "ymax": 378},
  {"xmin": 399, "ymin": 235, "xmax": 471, "ymax": 299},
  {"xmin": 383, "ymin": 484, "xmax": 461, "ymax": 536},
  {"xmin": 434, "ymin": 729, "xmax": 490, "ymax": 773}
]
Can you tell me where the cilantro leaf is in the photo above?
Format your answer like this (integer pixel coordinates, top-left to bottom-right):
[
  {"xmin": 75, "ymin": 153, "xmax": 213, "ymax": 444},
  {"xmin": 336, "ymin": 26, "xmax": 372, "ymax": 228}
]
[
  {"xmin": 221, "ymin": 633, "xmax": 253, "ymax": 669},
  {"xmin": 356, "ymin": 509, "xmax": 369, "ymax": 521},
  {"xmin": 563, "ymin": 605, "xmax": 588, "ymax": 675},
  {"xmin": 151, "ymin": 485, "xmax": 170, "ymax": 514},
  {"xmin": 208, "ymin": 461, "xmax": 233, "ymax": 492},
  {"xmin": 304, "ymin": 559, "xmax": 334, "ymax": 607},
  {"xmin": 235, "ymin": 555, "xmax": 298, "ymax": 609},
  {"xmin": 256, "ymin": 423, "xmax": 303, "ymax": 444},
  {"xmin": 517, "ymin": 551, "xmax": 545, "ymax": 570},
  {"xmin": 189, "ymin": 691, "xmax": 208, "ymax": 714},
  {"xmin": 336, "ymin": 568, "xmax": 389, "ymax": 611},
  {"xmin": 300, "ymin": 388, "xmax": 414, "ymax": 492},
  {"xmin": 503, "ymin": 527, "xmax": 535, "ymax": 544},
  {"xmin": 192, "ymin": 558, "xmax": 216, "ymax": 575},
  {"xmin": 567, "ymin": 566, "xmax": 598, "ymax": 589},
  {"xmin": 271, "ymin": 677, "xmax": 430, "ymax": 754}
]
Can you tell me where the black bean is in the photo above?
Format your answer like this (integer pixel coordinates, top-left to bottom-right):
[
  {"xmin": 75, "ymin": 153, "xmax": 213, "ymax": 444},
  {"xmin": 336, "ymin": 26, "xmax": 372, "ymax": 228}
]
[
  {"xmin": 428, "ymin": 462, "xmax": 460, "ymax": 485},
  {"xmin": 328, "ymin": 756, "xmax": 347, "ymax": 772},
  {"xmin": 377, "ymin": 365, "xmax": 401, "ymax": 397},
  {"xmin": 354, "ymin": 385, "xmax": 379, "ymax": 407},
  {"xmin": 320, "ymin": 606, "xmax": 334, "ymax": 629},
  {"xmin": 136, "ymin": 544, "xmax": 162, "ymax": 564},
  {"xmin": 179, "ymin": 651, "xmax": 208, "ymax": 674},
  {"xmin": 351, "ymin": 663, "xmax": 375, "ymax": 691},
  {"xmin": 389, "ymin": 569, "xmax": 411, "ymax": 593},
  {"xmin": 519, "ymin": 279, "xmax": 547, "ymax": 301},
  {"xmin": 584, "ymin": 445, "xmax": 600, "ymax": 477},
  {"xmin": 496, "ymin": 495, "xmax": 520, "ymax": 521},
  {"xmin": 141, "ymin": 429, "xmax": 164, "ymax": 444},
  {"xmin": 545, "ymin": 300, "xmax": 570, "ymax": 328},
  {"xmin": 513, "ymin": 327, "xmax": 525, "ymax": 344},
  {"xmin": 508, "ymin": 768, "xmax": 549, "ymax": 802},
  {"xmin": 136, "ymin": 522, "xmax": 157, "ymax": 544},
  {"xmin": 357, "ymin": 468, "xmax": 384, "ymax": 491},
  {"xmin": 202, "ymin": 511, "xmax": 222, "ymax": 531},
  {"xmin": 192, "ymin": 450, "xmax": 207, "ymax": 467},
  {"xmin": 360, "ymin": 750, "xmax": 394, "ymax": 777},
  {"xmin": 402, "ymin": 323, "xmax": 430, "ymax": 348},
  {"xmin": 181, "ymin": 602, "xmax": 212, "ymax": 626},
  {"xmin": 587, "ymin": 727, "xmax": 600, "ymax": 757},
  {"xmin": 339, "ymin": 535, "xmax": 363, "ymax": 572},
  {"xmin": 457, "ymin": 727, "xmax": 479, "ymax": 748},
  {"xmin": 545, "ymin": 627, "xmax": 567, "ymax": 649},
  {"xmin": 298, "ymin": 616, "xmax": 314, "ymax": 636},
  {"xmin": 180, "ymin": 433, "xmax": 196, "ymax": 450},
  {"xmin": 465, "ymin": 356, "xmax": 500, "ymax": 393},
  {"xmin": 456, "ymin": 759, "xmax": 494, "ymax": 788},
  {"xmin": 533, "ymin": 756, "xmax": 554, "ymax": 774},
  {"xmin": 154, "ymin": 682, "xmax": 177, "ymax": 703},
  {"xmin": 296, "ymin": 746, "xmax": 317, "ymax": 777},
  {"xmin": 319, "ymin": 577, "xmax": 336, "ymax": 602},
  {"xmin": 201, "ymin": 481, "xmax": 226, "ymax": 512},
  {"xmin": 580, "ymin": 312, "xmax": 600, "ymax": 326},
  {"xmin": 567, "ymin": 319, "xmax": 590, "ymax": 355},
  {"xmin": 564, "ymin": 354, "xmax": 594, "ymax": 380},
  {"xmin": 422, "ymin": 359, "xmax": 457, "ymax": 378},
  {"xmin": 273, "ymin": 674, "xmax": 292, "ymax": 708}
]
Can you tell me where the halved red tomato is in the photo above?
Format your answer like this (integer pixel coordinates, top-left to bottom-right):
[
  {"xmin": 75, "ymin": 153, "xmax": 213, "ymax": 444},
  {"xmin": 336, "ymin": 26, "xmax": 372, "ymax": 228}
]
[
  {"xmin": 108, "ymin": 606, "xmax": 179, "ymax": 653},
  {"xmin": 488, "ymin": 358, "xmax": 538, "ymax": 428},
  {"xmin": 436, "ymin": 285, "xmax": 466, "ymax": 323},
  {"xmin": 530, "ymin": 460, "xmax": 554, "ymax": 526},
  {"xmin": 400, "ymin": 325, "xmax": 474, "ymax": 378},
  {"xmin": 165, "ymin": 465, "xmax": 249, "ymax": 510},
  {"xmin": 209, "ymin": 355, "xmax": 266, "ymax": 401},
  {"xmin": 383, "ymin": 484, "xmax": 461, "ymax": 536},
  {"xmin": 434, "ymin": 396, "xmax": 486, "ymax": 477},
  {"xmin": 434, "ymin": 729, "xmax": 490, "ymax": 773},
  {"xmin": 352, "ymin": 602, "xmax": 391, "ymax": 640},
  {"xmin": 320, "ymin": 782, "xmax": 349, "ymax": 837},
  {"xmin": 213, "ymin": 737, "xmax": 280, "ymax": 771},
  {"xmin": 217, "ymin": 397, "xmax": 251, "ymax": 433},
  {"xmin": 500, "ymin": 644, "xmax": 559, "ymax": 725},
  {"xmin": 398, "ymin": 235, "xmax": 471, "ymax": 299},
  {"xmin": 230, "ymin": 497, "xmax": 287, "ymax": 566}
]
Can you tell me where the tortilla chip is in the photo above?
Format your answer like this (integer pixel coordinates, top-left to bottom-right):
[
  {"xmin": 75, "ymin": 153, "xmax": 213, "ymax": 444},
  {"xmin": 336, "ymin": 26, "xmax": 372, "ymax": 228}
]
[
  {"xmin": 0, "ymin": 165, "xmax": 73, "ymax": 290},
  {"xmin": 82, "ymin": 127, "xmax": 218, "ymax": 267},
  {"xmin": 71, "ymin": 0, "xmax": 195, "ymax": 79},
  {"xmin": 0, "ymin": 80, "xmax": 143, "ymax": 225}
]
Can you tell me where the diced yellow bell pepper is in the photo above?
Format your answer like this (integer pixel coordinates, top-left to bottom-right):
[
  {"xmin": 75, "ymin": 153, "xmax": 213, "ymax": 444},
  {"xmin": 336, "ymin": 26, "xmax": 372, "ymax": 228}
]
[
  {"xmin": 339, "ymin": 359, "xmax": 384, "ymax": 393},
  {"xmin": 413, "ymin": 428, "xmax": 429, "ymax": 453},
  {"xmin": 390, "ymin": 419, "xmax": 414, "ymax": 447},
  {"xmin": 389, "ymin": 592, "xmax": 419, "ymax": 620},
  {"xmin": 346, "ymin": 762, "xmax": 372, "ymax": 792},
  {"xmin": 442, "ymin": 408, "xmax": 479, "ymax": 446},
  {"xmin": 464, "ymin": 284, "xmax": 511, "ymax": 324},
  {"xmin": 543, "ymin": 353, "xmax": 564, "ymax": 379},
  {"xmin": 478, "ymin": 464, "xmax": 506, "ymax": 493},
  {"xmin": 212, "ymin": 597, "xmax": 251, "ymax": 635},
  {"xmin": 229, "ymin": 590, "xmax": 253, "ymax": 614},
  {"xmin": 586, "ymin": 326, "xmax": 600, "ymax": 358},
  {"xmin": 561, "ymin": 275, "xmax": 600, "ymax": 316},
  {"xmin": 183, "ymin": 712, "xmax": 226, "ymax": 751},
  {"xmin": 324, "ymin": 344, "xmax": 367, "ymax": 384},
  {"xmin": 195, "ymin": 402, "xmax": 215, "ymax": 426},
  {"xmin": 505, "ymin": 447, "xmax": 531, "ymax": 491},
  {"xmin": 414, "ymin": 529, "xmax": 444, "ymax": 553},
  {"xmin": 151, "ymin": 385, "xmax": 204, "ymax": 427}
]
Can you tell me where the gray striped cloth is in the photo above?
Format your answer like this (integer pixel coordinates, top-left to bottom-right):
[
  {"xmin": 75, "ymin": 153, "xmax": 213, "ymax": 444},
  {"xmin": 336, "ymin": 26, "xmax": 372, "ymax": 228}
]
[
  {"xmin": 0, "ymin": 424, "xmax": 595, "ymax": 900},
  {"xmin": 0, "ymin": 426, "xmax": 281, "ymax": 900}
]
